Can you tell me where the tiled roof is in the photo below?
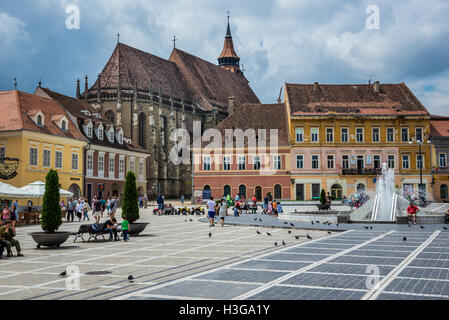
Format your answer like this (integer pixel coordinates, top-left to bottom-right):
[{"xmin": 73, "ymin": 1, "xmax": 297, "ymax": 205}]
[
  {"xmin": 198, "ymin": 103, "xmax": 290, "ymax": 147},
  {"xmin": 0, "ymin": 90, "xmax": 87, "ymax": 141},
  {"xmin": 286, "ymin": 82, "xmax": 429, "ymax": 116},
  {"xmin": 88, "ymin": 43, "xmax": 259, "ymax": 111},
  {"xmin": 36, "ymin": 88, "xmax": 148, "ymax": 154},
  {"xmin": 430, "ymin": 116, "xmax": 449, "ymax": 138}
]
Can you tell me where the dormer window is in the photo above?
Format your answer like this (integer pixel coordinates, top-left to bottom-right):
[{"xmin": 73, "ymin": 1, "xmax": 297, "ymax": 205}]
[
  {"xmin": 86, "ymin": 124, "xmax": 93, "ymax": 138},
  {"xmin": 51, "ymin": 115, "xmax": 69, "ymax": 131},
  {"xmin": 81, "ymin": 110, "xmax": 91, "ymax": 116},
  {"xmin": 29, "ymin": 110, "xmax": 45, "ymax": 127},
  {"xmin": 61, "ymin": 120, "xmax": 67, "ymax": 131},
  {"xmin": 37, "ymin": 115, "xmax": 43, "ymax": 126},
  {"xmin": 98, "ymin": 127, "xmax": 103, "ymax": 140},
  {"xmin": 109, "ymin": 129, "xmax": 114, "ymax": 142}
]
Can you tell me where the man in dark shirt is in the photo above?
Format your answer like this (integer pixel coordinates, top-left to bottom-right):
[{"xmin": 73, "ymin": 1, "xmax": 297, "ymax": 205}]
[{"xmin": 103, "ymin": 215, "xmax": 118, "ymax": 241}]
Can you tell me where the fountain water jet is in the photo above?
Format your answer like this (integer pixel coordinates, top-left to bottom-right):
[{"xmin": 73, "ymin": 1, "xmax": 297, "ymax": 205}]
[{"xmin": 372, "ymin": 162, "xmax": 397, "ymax": 221}]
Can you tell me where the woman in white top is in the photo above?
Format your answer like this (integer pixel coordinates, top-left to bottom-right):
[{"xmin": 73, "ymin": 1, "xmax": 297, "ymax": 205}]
[{"xmin": 218, "ymin": 200, "xmax": 227, "ymax": 228}]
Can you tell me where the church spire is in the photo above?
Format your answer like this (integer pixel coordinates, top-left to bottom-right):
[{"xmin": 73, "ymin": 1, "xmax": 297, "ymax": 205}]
[{"xmin": 218, "ymin": 12, "xmax": 241, "ymax": 73}]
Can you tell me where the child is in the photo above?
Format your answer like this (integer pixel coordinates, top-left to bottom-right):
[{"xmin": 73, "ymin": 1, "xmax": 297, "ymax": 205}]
[
  {"xmin": 233, "ymin": 206, "xmax": 240, "ymax": 217},
  {"xmin": 121, "ymin": 217, "xmax": 130, "ymax": 241}
]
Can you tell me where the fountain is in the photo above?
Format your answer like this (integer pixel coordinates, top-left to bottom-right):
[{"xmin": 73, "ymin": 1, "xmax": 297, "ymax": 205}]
[{"xmin": 371, "ymin": 163, "xmax": 397, "ymax": 221}]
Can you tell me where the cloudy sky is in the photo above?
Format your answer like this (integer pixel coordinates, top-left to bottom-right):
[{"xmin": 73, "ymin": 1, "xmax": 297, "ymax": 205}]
[{"xmin": 1, "ymin": 0, "xmax": 449, "ymax": 115}]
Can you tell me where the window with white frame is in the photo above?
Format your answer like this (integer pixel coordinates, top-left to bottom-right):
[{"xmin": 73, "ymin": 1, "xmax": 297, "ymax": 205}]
[
  {"xmin": 273, "ymin": 155, "xmax": 282, "ymax": 170},
  {"xmin": 327, "ymin": 155, "xmax": 334, "ymax": 169},
  {"xmin": 401, "ymin": 127, "xmax": 409, "ymax": 142},
  {"xmin": 55, "ymin": 151, "xmax": 62, "ymax": 169},
  {"xmin": 402, "ymin": 154, "xmax": 410, "ymax": 169},
  {"xmin": 295, "ymin": 128, "xmax": 304, "ymax": 143},
  {"xmin": 129, "ymin": 158, "xmax": 135, "ymax": 172},
  {"xmin": 387, "ymin": 127, "xmax": 394, "ymax": 142},
  {"xmin": 87, "ymin": 125, "xmax": 93, "ymax": 138},
  {"xmin": 311, "ymin": 128, "xmax": 319, "ymax": 142},
  {"xmin": 109, "ymin": 129, "xmax": 114, "ymax": 142},
  {"xmin": 98, "ymin": 154, "xmax": 104, "ymax": 174},
  {"xmin": 119, "ymin": 158, "xmax": 125, "ymax": 176},
  {"xmin": 342, "ymin": 155, "xmax": 349, "ymax": 169},
  {"xmin": 238, "ymin": 156, "xmax": 246, "ymax": 170},
  {"xmin": 109, "ymin": 156, "xmax": 115, "ymax": 176},
  {"xmin": 30, "ymin": 147, "xmax": 38, "ymax": 166},
  {"xmin": 439, "ymin": 153, "xmax": 447, "ymax": 167},
  {"xmin": 296, "ymin": 154, "xmax": 304, "ymax": 169},
  {"xmin": 311, "ymin": 155, "xmax": 319, "ymax": 169},
  {"xmin": 341, "ymin": 127, "xmax": 349, "ymax": 143},
  {"xmin": 373, "ymin": 155, "xmax": 381, "ymax": 169},
  {"xmin": 203, "ymin": 156, "xmax": 211, "ymax": 171},
  {"xmin": 417, "ymin": 154, "xmax": 424, "ymax": 169},
  {"xmin": 356, "ymin": 128, "xmax": 364, "ymax": 142},
  {"xmin": 43, "ymin": 149, "xmax": 51, "ymax": 167},
  {"xmin": 139, "ymin": 160, "xmax": 144, "ymax": 177},
  {"xmin": 326, "ymin": 128, "xmax": 334, "ymax": 142},
  {"xmin": 416, "ymin": 127, "xmax": 423, "ymax": 142},
  {"xmin": 372, "ymin": 127, "xmax": 380, "ymax": 142},
  {"xmin": 87, "ymin": 153, "xmax": 93, "ymax": 174},
  {"xmin": 223, "ymin": 156, "xmax": 231, "ymax": 170},
  {"xmin": 253, "ymin": 156, "xmax": 261, "ymax": 170},
  {"xmin": 71, "ymin": 153, "xmax": 78, "ymax": 170},
  {"xmin": 388, "ymin": 155, "xmax": 395, "ymax": 169},
  {"xmin": 98, "ymin": 127, "xmax": 104, "ymax": 140}
]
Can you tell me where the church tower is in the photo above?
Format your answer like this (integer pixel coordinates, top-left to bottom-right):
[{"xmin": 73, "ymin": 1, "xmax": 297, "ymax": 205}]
[{"xmin": 217, "ymin": 14, "xmax": 241, "ymax": 73}]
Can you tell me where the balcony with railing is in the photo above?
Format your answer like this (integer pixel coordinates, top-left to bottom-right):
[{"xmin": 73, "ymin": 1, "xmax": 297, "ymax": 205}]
[{"xmin": 341, "ymin": 168, "xmax": 382, "ymax": 176}]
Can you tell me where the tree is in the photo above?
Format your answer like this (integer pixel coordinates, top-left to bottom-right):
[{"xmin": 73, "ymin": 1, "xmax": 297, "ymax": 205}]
[
  {"xmin": 41, "ymin": 169, "xmax": 62, "ymax": 233},
  {"xmin": 122, "ymin": 171, "xmax": 139, "ymax": 223},
  {"xmin": 320, "ymin": 188, "xmax": 326, "ymax": 205}
]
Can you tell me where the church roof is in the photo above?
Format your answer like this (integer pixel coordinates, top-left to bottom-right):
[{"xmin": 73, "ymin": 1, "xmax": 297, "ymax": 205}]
[
  {"xmin": 286, "ymin": 82, "xmax": 429, "ymax": 116},
  {"xmin": 88, "ymin": 42, "xmax": 259, "ymax": 111}
]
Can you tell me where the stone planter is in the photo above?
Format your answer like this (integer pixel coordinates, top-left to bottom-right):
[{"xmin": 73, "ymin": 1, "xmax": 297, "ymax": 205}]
[
  {"xmin": 29, "ymin": 231, "xmax": 71, "ymax": 249},
  {"xmin": 129, "ymin": 222, "xmax": 149, "ymax": 236},
  {"xmin": 317, "ymin": 204, "xmax": 331, "ymax": 210}
]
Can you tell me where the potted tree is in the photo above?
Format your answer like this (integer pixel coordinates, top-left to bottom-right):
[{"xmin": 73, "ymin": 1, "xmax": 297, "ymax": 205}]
[
  {"xmin": 317, "ymin": 188, "xmax": 330, "ymax": 210},
  {"xmin": 122, "ymin": 171, "xmax": 148, "ymax": 236},
  {"xmin": 29, "ymin": 169, "xmax": 71, "ymax": 248}
]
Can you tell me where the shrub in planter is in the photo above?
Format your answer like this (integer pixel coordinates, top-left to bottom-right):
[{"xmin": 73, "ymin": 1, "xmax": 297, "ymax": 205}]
[
  {"xmin": 320, "ymin": 189, "xmax": 326, "ymax": 205},
  {"xmin": 122, "ymin": 171, "xmax": 139, "ymax": 223},
  {"xmin": 41, "ymin": 169, "xmax": 62, "ymax": 233}
]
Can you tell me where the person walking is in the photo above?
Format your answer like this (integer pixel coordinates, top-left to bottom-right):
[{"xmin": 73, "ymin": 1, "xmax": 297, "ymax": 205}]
[
  {"xmin": 92, "ymin": 197, "xmax": 101, "ymax": 224},
  {"xmin": 181, "ymin": 195, "xmax": 185, "ymax": 205},
  {"xmin": 144, "ymin": 194, "xmax": 148, "ymax": 209},
  {"xmin": 157, "ymin": 194, "xmax": 164, "ymax": 211},
  {"xmin": 407, "ymin": 201, "xmax": 419, "ymax": 225},
  {"xmin": 83, "ymin": 200, "xmax": 91, "ymax": 221},
  {"xmin": 66, "ymin": 198, "xmax": 74, "ymax": 222},
  {"xmin": 206, "ymin": 197, "xmax": 216, "ymax": 227},
  {"xmin": 218, "ymin": 199, "xmax": 227, "ymax": 228}
]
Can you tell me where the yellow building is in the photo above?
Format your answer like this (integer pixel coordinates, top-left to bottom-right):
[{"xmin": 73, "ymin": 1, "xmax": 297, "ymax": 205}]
[
  {"xmin": 0, "ymin": 91, "xmax": 88, "ymax": 200},
  {"xmin": 285, "ymin": 81, "xmax": 432, "ymax": 201}
]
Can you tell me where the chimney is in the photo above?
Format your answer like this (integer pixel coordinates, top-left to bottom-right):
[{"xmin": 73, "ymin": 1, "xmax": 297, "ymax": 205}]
[
  {"xmin": 228, "ymin": 96, "xmax": 235, "ymax": 115},
  {"xmin": 76, "ymin": 79, "xmax": 80, "ymax": 99},
  {"xmin": 84, "ymin": 75, "xmax": 88, "ymax": 101},
  {"xmin": 313, "ymin": 82, "xmax": 320, "ymax": 92},
  {"xmin": 373, "ymin": 81, "xmax": 380, "ymax": 93}
]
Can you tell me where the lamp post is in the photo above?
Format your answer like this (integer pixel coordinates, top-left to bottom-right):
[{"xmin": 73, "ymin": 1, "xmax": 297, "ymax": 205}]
[{"xmin": 409, "ymin": 131, "xmax": 431, "ymax": 207}]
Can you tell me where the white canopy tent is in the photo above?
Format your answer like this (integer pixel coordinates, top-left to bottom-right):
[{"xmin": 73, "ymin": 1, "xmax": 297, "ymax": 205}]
[
  {"xmin": 0, "ymin": 181, "xmax": 36, "ymax": 198},
  {"xmin": 19, "ymin": 181, "xmax": 73, "ymax": 198}
]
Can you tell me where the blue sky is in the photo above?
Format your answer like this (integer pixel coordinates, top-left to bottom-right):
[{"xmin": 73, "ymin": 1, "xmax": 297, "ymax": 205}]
[{"xmin": 1, "ymin": 0, "xmax": 449, "ymax": 115}]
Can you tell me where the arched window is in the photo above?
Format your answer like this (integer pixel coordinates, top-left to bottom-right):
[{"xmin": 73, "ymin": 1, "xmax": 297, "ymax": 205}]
[
  {"xmin": 441, "ymin": 184, "xmax": 448, "ymax": 199},
  {"xmin": 255, "ymin": 186, "xmax": 262, "ymax": 201},
  {"xmin": 239, "ymin": 185, "xmax": 246, "ymax": 197},
  {"xmin": 138, "ymin": 113, "xmax": 146, "ymax": 148},
  {"xmin": 105, "ymin": 110, "xmax": 115, "ymax": 124},
  {"xmin": 202, "ymin": 185, "xmax": 211, "ymax": 200},
  {"xmin": 357, "ymin": 183, "xmax": 366, "ymax": 193},
  {"xmin": 61, "ymin": 120, "xmax": 66, "ymax": 131},
  {"xmin": 274, "ymin": 184, "xmax": 282, "ymax": 199},
  {"xmin": 223, "ymin": 185, "xmax": 231, "ymax": 197},
  {"xmin": 331, "ymin": 184, "xmax": 343, "ymax": 200},
  {"xmin": 37, "ymin": 115, "xmax": 42, "ymax": 126}
]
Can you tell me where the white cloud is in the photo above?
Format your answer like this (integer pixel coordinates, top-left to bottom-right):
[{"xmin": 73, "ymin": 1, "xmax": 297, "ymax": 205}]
[{"xmin": 0, "ymin": 12, "xmax": 29, "ymax": 60}]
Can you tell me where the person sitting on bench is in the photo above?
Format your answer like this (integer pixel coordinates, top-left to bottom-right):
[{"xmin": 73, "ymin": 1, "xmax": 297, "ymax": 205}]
[{"xmin": 103, "ymin": 215, "xmax": 119, "ymax": 241}]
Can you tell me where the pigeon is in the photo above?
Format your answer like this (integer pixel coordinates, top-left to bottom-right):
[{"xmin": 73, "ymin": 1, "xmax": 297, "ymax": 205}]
[
  {"xmin": 290, "ymin": 223, "xmax": 295, "ymax": 227},
  {"xmin": 420, "ymin": 225, "xmax": 425, "ymax": 229},
  {"xmin": 254, "ymin": 218, "xmax": 257, "ymax": 221},
  {"xmin": 307, "ymin": 234, "xmax": 312, "ymax": 240},
  {"xmin": 327, "ymin": 231, "xmax": 331, "ymax": 234},
  {"xmin": 369, "ymin": 227, "xmax": 373, "ymax": 230},
  {"xmin": 288, "ymin": 230, "xmax": 292, "ymax": 234},
  {"xmin": 443, "ymin": 226, "xmax": 448, "ymax": 230},
  {"xmin": 282, "ymin": 241, "xmax": 286, "ymax": 246},
  {"xmin": 189, "ymin": 219, "xmax": 193, "ymax": 222},
  {"xmin": 267, "ymin": 232, "xmax": 272, "ymax": 236},
  {"xmin": 128, "ymin": 275, "xmax": 134, "ymax": 283},
  {"xmin": 257, "ymin": 230, "xmax": 261, "ymax": 234},
  {"xmin": 364, "ymin": 226, "xmax": 369, "ymax": 229},
  {"xmin": 294, "ymin": 235, "xmax": 300, "ymax": 240},
  {"xmin": 259, "ymin": 218, "xmax": 263, "ymax": 222},
  {"xmin": 274, "ymin": 242, "xmax": 278, "ymax": 246},
  {"xmin": 284, "ymin": 221, "xmax": 288, "ymax": 225},
  {"xmin": 59, "ymin": 270, "xmax": 67, "ymax": 277},
  {"xmin": 208, "ymin": 232, "xmax": 212, "ymax": 238},
  {"xmin": 336, "ymin": 223, "xmax": 339, "ymax": 227},
  {"xmin": 311, "ymin": 221, "xmax": 314, "ymax": 225},
  {"xmin": 403, "ymin": 237, "xmax": 407, "ymax": 241},
  {"xmin": 315, "ymin": 221, "xmax": 320, "ymax": 224}
]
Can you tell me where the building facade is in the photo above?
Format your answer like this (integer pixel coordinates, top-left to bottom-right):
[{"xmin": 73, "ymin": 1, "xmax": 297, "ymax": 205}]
[
  {"xmin": 430, "ymin": 116, "xmax": 449, "ymax": 202},
  {"xmin": 79, "ymin": 19, "xmax": 259, "ymax": 198},
  {"xmin": 0, "ymin": 90, "xmax": 87, "ymax": 197},
  {"xmin": 35, "ymin": 87, "xmax": 149, "ymax": 204},
  {"xmin": 193, "ymin": 103, "xmax": 291, "ymax": 201},
  {"xmin": 285, "ymin": 81, "xmax": 432, "ymax": 201}
]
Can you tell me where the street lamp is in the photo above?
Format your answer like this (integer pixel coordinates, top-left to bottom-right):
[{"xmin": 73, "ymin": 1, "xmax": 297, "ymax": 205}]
[{"xmin": 409, "ymin": 131, "xmax": 432, "ymax": 207}]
